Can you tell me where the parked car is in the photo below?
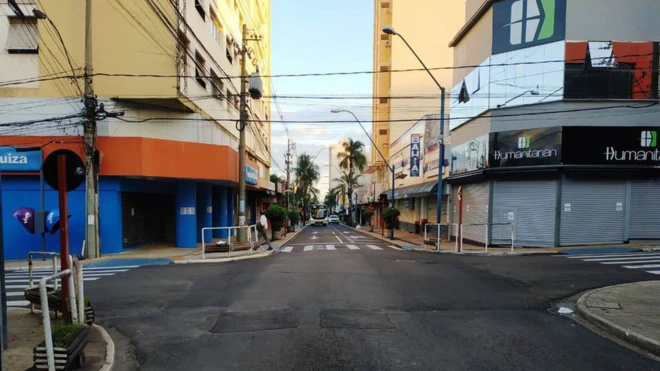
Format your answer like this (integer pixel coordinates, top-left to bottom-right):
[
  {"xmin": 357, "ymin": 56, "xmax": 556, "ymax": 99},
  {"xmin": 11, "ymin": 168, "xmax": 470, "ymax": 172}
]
[{"xmin": 328, "ymin": 215, "xmax": 340, "ymax": 224}]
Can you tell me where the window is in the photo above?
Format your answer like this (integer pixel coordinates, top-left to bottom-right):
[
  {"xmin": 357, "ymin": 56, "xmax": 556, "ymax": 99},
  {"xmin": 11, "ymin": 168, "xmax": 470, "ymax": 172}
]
[
  {"xmin": 380, "ymin": 66, "xmax": 389, "ymax": 72},
  {"xmin": 6, "ymin": 17, "xmax": 38, "ymax": 54},
  {"xmin": 226, "ymin": 43, "xmax": 233, "ymax": 64},
  {"xmin": 195, "ymin": 52, "xmax": 206, "ymax": 89},
  {"xmin": 209, "ymin": 9, "xmax": 223, "ymax": 45},
  {"xmin": 379, "ymin": 129, "xmax": 388, "ymax": 135},
  {"xmin": 210, "ymin": 69, "xmax": 224, "ymax": 99},
  {"xmin": 381, "ymin": 2, "xmax": 390, "ymax": 8},
  {"xmin": 380, "ymin": 34, "xmax": 389, "ymax": 41},
  {"xmin": 195, "ymin": 0, "xmax": 206, "ymax": 20},
  {"xmin": 379, "ymin": 98, "xmax": 389, "ymax": 104}
]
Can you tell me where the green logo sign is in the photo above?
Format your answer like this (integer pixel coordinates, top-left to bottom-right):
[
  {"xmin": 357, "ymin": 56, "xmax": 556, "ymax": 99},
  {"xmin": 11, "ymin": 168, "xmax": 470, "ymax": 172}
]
[
  {"xmin": 641, "ymin": 131, "xmax": 658, "ymax": 148},
  {"xmin": 493, "ymin": 0, "xmax": 566, "ymax": 54},
  {"xmin": 518, "ymin": 137, "xmax": 531, "ymax": 149}
]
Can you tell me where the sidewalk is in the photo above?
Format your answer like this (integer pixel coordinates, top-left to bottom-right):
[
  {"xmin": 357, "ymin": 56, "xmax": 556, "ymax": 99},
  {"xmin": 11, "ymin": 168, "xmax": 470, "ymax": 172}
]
[
  {"xmin": 6, "ymin": 225, "xmax": 309, "ymax": 270},
  {"xmin": 6, "ymin": 308, "xmax": 110, "ymax": 371},
  {"xmin": 577, "ymin": 281, "xmax": 660, "ymax": 357},
  {"xmin": 359, "ymin": 226, "xmax": 659, "ymax": 256}
]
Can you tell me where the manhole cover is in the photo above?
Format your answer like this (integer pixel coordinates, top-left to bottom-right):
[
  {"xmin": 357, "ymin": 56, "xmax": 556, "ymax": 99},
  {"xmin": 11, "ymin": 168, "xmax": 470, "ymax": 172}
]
[
  {"xmin": 585, "ymin": 301, "xmax": 621, "ymax": 309},
  {"xmin": 395, "ymin": 259, "xmax": 415, "ymax": 263}
]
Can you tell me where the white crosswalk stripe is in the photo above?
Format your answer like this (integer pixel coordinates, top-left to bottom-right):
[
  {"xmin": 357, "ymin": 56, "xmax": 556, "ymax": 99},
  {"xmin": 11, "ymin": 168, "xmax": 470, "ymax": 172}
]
[
  {"xmin": 367, "ymin": 245, "xmax": 383, "ymax": 250},
  {"xmin": 280, "ymin": 244, "xmax": 398, "ymax": 252},
  {"xmin": 4, "ymin": 265, "xmax": 141, "ymax": 308},
  {"xmin": 346, "ymin": 245, "xmax": 360, "ymax": 250},
  {"xmin": 304, "ymin": 245, "xmax": 314, "ymax": 252},
  {"xmin": 325, "ymin": 245, "xmax": 336, "ymax": 250},
  {"xmin": 282, "ymin": 246, "xmax": 294, "ymax": 253},
  {"xmin": 559, "ymin": 252, "xmax": 660, "ymax": 275},
  {"xmin": 389, "ymin": 245, "xmax": 404, "ymax": 251}
]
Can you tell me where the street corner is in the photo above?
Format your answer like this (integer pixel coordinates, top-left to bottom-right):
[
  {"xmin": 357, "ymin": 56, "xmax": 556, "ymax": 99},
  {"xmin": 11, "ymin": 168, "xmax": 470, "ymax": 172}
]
[
  {"xmin": 575, "ymin": 281, "xmax": 660, "ymax": 358},
  {"xmin": 174, "ymin": 249, "xmax": 275, "ymax": 264},
  {"xmin": 83, "ymin": 258, "xmax": 174, "ymax": 268},
  {"xmin": 558, "ymin": 247, "xmax": 645, "ymax": 255}
]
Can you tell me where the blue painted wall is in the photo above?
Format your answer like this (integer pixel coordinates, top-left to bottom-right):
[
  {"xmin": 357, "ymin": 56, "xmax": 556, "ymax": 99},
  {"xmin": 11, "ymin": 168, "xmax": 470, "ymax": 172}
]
[{"xmin": 175, "ymin": 180, "xmax": 197, "ymax": 248}]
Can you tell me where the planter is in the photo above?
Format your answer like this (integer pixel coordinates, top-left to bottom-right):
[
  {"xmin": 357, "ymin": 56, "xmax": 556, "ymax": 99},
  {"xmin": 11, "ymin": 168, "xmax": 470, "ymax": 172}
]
[
  {"xmin": 367, "ymin": 225, "xmax": 374, "ymax": 232},
  {"xmin": 272, "ymin": 230, "xmax": 282, "ymax": 240},
  {"xmin": 288, "ymin": 225, "xmax": 295, "ymax": 232},
  {"xmin": 386, "ymin": 229, "xmax": 394, "ymax": 239},
  {"xmin": 24, "ymin": 287, "xmax": 61, "ymax": 312},
  {"xmin": 34, "ymin": 326, "xmax": 89, "ymax": 370}
]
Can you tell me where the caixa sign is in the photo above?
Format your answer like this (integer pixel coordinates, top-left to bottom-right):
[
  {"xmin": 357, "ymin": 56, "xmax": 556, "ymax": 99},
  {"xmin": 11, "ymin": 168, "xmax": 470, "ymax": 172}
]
[
  {"xmin": 245, "ymin": 165, "xmax": 259, "ymax": 185},
  {"xmin": 0, "ymin": 146, "xmax": 42, "ymax": 171}
]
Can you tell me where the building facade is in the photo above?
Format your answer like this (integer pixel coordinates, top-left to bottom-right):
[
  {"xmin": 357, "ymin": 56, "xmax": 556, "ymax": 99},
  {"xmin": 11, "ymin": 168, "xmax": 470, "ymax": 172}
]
[
  {"xmin": 372, "ymin": 0, "xmax": 464, "ymax": 233},
  {"xmin": 0, "ymin": 0, "xmax": 271, "ymax": 260},
  {"xmin": 448, "ymin": 0, "xmax": 660, "ymax": 247}
]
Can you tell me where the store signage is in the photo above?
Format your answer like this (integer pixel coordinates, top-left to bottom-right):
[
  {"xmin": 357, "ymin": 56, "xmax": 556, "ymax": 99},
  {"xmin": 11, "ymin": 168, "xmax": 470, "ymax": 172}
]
[
  {"xmin": 410, "ymin": 134, "xmax": 421, "ymax": 177},
  {"xmin": 489, "ymin": 127, "xmax": 561, "ymax": 167},
  {"xmin": 450, "ymin": 134, "xmax": 489, "ymax": 175},
  {"xmin": 562, "ymin": 127, "xmax": 660, "ymax": 166},
  {"xmin": 245, "ymin": 165, "xmax": 258, "ymax": 185},
  {"xmin": 492, "ymin": 0, "xmax": 567, "ymax": 54},
  {"xmin": 0, "ymin": 146, "xmax": 42, "ymax": 171}
]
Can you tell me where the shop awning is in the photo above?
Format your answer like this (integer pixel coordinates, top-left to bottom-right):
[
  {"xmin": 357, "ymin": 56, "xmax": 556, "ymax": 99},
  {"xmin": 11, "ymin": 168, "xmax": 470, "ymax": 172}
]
[{"xmin": 379, "ymin": 181, "xmax": 439, "ymax": 200}]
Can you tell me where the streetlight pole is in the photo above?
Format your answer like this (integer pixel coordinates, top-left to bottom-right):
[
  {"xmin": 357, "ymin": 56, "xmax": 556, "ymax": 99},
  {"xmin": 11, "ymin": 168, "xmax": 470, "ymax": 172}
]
[
  {"xmin": 331, "ymin": 109, "xmax": 395, "ymax": 239},
  {"xmin": 383, "ymin": 26, "xmax": 446, "ymax": 226}
]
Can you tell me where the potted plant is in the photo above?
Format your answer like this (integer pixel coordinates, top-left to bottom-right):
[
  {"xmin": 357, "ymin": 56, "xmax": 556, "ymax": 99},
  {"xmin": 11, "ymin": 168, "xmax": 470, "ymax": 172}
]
[
  {"xmin": 266, "ymin": 204, "xmax": 287, "ymax": 240},
  {"xmin": 287, "ymin": 210, "xmax": 298, "ymax": 232},
  {"xmin": 34, "ymin": 322, "xmax": 89, "ymax": 370},
  {"xmin": 362, "ymin": 210, "xmax": 375, "ymax": 232},
  {"xmin": 382, "ymin": 207, "xmax": 400, "ymax": 239}
]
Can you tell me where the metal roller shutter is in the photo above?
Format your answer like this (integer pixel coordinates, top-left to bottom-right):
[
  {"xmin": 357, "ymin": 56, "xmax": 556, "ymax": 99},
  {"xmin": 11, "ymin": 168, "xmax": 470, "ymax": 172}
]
[
  {"xmin": 461, "ymin": 182, "xmax": 490, "ymax": 243},
  {"xmin": 560, "ymin": 179, "xmax": 626, "ymax": 246},
  {"xmin": 492, "ymin": 180, "xmax": 557, "ymax": 247},
  {"xmin": 629, "ymin": 179, "xmax": 660, "ymax": 240}
]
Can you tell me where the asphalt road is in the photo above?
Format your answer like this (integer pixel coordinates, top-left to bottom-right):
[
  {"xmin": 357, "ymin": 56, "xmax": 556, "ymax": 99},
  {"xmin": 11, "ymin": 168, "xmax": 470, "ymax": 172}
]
[{"xmin": 86, "ymin": 224, "xmax": 660, "ymax": 371}]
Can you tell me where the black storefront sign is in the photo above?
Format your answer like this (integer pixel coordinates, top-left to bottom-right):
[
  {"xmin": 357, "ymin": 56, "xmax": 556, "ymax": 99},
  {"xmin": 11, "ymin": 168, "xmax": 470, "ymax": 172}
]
[
  {"xmin": 563, "ymin": 126, "xmax": 660, "ymax": 166},
  {"xmin": 489, "ymin": 127, "xmax": 562, "ymax": 168}
]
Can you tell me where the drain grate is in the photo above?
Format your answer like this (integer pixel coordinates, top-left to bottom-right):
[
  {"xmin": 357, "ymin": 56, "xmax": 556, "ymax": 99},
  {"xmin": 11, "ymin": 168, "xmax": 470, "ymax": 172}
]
[{"xmin": 585, "ymin": 300, "xmax": 621, "ymax": 309}]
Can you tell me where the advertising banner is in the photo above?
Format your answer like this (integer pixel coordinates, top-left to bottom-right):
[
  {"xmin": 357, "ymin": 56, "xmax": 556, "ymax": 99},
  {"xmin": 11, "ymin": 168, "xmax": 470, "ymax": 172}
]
[
  {"xmin": 245, "ymin": 165, "xmax": 259, "ymax": 185},
  {"xmin": 563, "ymin": 127, "xmax": 660, "ymax": 166},
  {"xmin": 423, "ymin": 116, "xmax": 441, "ymax": 175},
  {"xmin": 450, "ymin": 134, "xmax": 489, "ymax": 175},
  {"xmin": 0, "ymin": 147, "xmax": 42, "ymax": 171}
]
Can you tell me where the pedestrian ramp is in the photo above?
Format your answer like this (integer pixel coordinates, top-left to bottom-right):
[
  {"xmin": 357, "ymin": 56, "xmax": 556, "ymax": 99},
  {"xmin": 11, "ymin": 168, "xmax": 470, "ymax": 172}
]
[
  {"xmin": 4, "ymin": 265, "xmax": 140, "ymax": 308},
  {"xmin": 280, "ymin": 244, "xmax": 401, "ymax": 253},
  {"xmin": 557, "ymin": 251, "xmax": 660, "ymax": 275}
]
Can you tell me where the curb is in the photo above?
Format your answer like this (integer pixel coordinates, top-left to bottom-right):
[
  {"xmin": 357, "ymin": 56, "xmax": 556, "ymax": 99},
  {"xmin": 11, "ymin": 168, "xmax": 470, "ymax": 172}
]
[
  {"xmin": 175, "ymin": 250, "xmax": 275, "ymax": 264},
  {"xmin": 93, "ymin": 324, "xmax": 115, "ymax": 371},
  {"xmin": 576, "ymin": 283, "xmax": 660, "ymax": 357}
]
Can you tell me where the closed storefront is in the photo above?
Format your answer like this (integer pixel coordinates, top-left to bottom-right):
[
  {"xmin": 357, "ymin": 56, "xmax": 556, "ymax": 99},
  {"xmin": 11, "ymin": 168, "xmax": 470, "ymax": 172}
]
[
  {"xmin": 629, "ymin": 179, "xmax": 660, "ymax": 240},
  {"xmin": 560, "ymin": 179, "xmax": 627, "ymax": 246},
  {"xmin": 121, "ymin": 192, "xmax": 175, "ymax": 248},
  {"xmin": 458, "ymin": 182, "xmax": 490, "ymax": 244},
  {"xmin": 492, "ymin": 180, "xmax": 557, "ymax": 247}
]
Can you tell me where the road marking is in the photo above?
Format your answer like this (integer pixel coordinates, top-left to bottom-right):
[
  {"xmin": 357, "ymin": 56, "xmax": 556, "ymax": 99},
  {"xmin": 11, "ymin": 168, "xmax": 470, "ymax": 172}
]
[
  {"xmin": 568, "ymin": 253, "xmax": 660, "ymax": 259},
  {"xmin": 367, "ymin": 245, "xmax": 383, "ymax": 250},
  {"xmin": 7, "ymin": 301, "xmax": 30, "ymax": 307},
  {"xmin": 335, "ymin": 235, "xmax": 343, "ymax": 243},
  {"xmin": 6, "ymin": 277, "xmax": 100, "ymax": 283},
  {"xmin": 600, "ymin": 259, "xmax": 660, "ymax": 265},
  {"xmin": 282, "ymin": 246, "xmax": 294, "ymax": 253},
  {"xmin": 325, "ymin": 245, "xmax": 336, "ymax": 250},
  {"xmin": 331, "ymin": 231, "xmax": 336, "ymax": 235},
  {"xmin": 646, "ymin": 271, "xmax": 660, "ymax": 275},
  {"xmin": 389, "ymin": 245, "xmax": 404, "ymax": 251},
  {"xmin": 6, "ymin": 270, "xmax": 128, "ymax": 277},
  {"xmin": 311, "ymin": 236, "xmax": 318, "ymax": 240},
  {"xmin": 622, "ymin": 264, "xmax": 660, "ymax": 269},
  {"xmin": 346, "ymin": 245, "xmax": 360, "ymax": 250},
  {"xmin": 583, "ymin": 256, "xmax": 660, "ymax": 262},
  {"xmin": 304, "ymin": 245, "xmax": 314, "ymax": 252}
]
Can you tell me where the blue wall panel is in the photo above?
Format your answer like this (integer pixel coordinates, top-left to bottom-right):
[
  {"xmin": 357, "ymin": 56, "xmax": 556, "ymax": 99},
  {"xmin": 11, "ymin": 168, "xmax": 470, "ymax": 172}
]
[{"xmin": 175, "ymin": 180, "xmax": 197, "ymax": 248}]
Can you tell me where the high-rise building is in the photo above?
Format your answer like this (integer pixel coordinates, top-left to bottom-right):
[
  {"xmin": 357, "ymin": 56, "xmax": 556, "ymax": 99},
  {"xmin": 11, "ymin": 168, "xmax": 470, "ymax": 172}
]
[
  {"xmin": 0, "ymin": 0, "xmax": 271, "ymax": 259},
  {"xmin": 371, "ymin": 1, "xmax": 464, "ymax": 232}
]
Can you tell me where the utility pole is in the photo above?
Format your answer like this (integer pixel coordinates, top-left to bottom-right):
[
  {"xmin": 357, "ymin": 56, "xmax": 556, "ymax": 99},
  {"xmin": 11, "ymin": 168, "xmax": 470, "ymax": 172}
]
[
  {"xmin": 237, "ymin": 24, "xmax": 248, "ymax": 242},
  {"xmin": 83, "ymin": 0, "xmax": 99, "ymax": 258},
  {"xmin": 284, "ymin": 139, "xmax": 291, "ymax": 233}
]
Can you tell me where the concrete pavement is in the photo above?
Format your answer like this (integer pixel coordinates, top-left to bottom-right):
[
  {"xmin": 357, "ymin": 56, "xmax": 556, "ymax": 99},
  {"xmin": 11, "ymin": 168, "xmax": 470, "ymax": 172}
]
[
  {"xmin": 81, "ymin": 223, "xmax": 660, "ymax": 370},
  {"xmin": 577, "ymin": 281, "xmax": 660, "ymax": 357}
]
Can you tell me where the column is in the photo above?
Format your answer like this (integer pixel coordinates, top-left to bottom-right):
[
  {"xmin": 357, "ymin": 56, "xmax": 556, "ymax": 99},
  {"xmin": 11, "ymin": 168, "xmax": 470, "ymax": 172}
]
[
  {"xmin": 227, "ymin": 188, "xmax": 235, "ymax": 227},
  {"xmin": 175, "ymin": 180, "xmax": 197, "ymax": 248},
  {"xmin": 213, "ymin": 186, "xmax": 228, "ymax": 238},
  {"xmin": 196, "ymin": 183, "xmax": 212, "ymax": 243}
]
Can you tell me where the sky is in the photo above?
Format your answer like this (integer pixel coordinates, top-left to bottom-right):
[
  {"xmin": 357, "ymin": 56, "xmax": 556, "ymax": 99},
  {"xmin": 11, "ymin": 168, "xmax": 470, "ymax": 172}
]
[{"xmin": 269, "ymin": 0, "xmax": 374, "ymax": 199}]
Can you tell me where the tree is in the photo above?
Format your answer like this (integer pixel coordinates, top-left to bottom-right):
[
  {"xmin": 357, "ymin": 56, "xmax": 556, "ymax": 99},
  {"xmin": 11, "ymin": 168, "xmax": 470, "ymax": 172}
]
[
  {"xmin": 332, "ymin": 169, "xmax": 362, "ymax": 226},
  {"xmin": 270, "ymin": 174, "xmax": 281, "ymax": 183},
  {"xmin": 336, "ymin": 138, "xmax": 367, "ymax": 226},
  {"xmin": 294, "ymin": 153, "xmax": 320, "ymax": 223},
  {"xmin": 324, "ymin": 188, "xmax": 340, "ymax": 212}
]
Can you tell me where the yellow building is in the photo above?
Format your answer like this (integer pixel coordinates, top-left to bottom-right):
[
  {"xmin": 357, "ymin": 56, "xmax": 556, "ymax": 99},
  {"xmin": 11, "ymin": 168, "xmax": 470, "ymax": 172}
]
[
  {"xmin": 0, "ymin": 0, "xmax": 272, "ymax": 258},
  {"xmin": 372, "ymin": 0, "xmax": 464, "ymax": 232}
]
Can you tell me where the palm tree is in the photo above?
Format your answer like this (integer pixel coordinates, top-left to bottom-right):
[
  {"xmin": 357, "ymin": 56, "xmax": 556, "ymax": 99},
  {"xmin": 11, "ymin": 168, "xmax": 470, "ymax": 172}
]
[
  {"xmin": 336, "ymin": 139, "xmax": 367, "ymax": 226},
  {"xmin": 324, "ymin": 188, "xmax": 340, "ymax": 212},
  {"xmin": 294, "ymin": 153, "xmax": 320, "ymax": 223},
  {"xmin": 332, "ymin": 171, "xmax": 362, "ymax": 211}
]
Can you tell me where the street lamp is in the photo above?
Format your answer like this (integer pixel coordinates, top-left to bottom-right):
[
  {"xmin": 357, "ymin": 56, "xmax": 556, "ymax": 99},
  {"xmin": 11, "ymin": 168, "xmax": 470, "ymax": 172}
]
[
  {"xmin": 497, "ymin": 89, "xmax": 540, "ymax": 108},
  {"xmin": 331, "ymin": 109, "xmax": 396, "ymax": 237},
  {"xmin": 382, "ymin": 25, "xmax": 446, "ymax": 226},
  {"xmin": 311, "ymin": 146, "xmax": 329, "ymax": 161}
]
